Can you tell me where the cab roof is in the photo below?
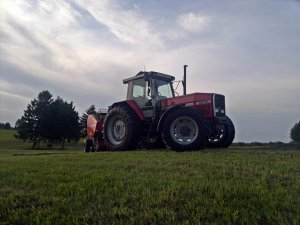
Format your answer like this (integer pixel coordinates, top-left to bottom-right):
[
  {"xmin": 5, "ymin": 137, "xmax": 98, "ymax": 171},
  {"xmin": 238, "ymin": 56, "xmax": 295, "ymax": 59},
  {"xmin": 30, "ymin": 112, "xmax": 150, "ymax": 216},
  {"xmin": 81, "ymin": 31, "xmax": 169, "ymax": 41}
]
[{"xmin": 123, "ymin": 71, "xmax": 175, "ymax": 84}]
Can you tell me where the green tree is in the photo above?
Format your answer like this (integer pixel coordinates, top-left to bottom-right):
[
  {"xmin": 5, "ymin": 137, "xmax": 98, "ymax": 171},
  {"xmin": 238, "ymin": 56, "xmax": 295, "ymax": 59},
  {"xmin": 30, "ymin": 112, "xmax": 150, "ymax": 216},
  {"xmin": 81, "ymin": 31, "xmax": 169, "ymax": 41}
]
[
  {"xmin": 14, "ymin": 105, "xmax": 35, "ymax": 144},
  {"xmin": 47, "ymin": 97, "xmax": 80, "ymax": 149},
  {"xmin": 290, "ymin": 121, "xmax": 300, "ymax": 143},
  {"xmin": 34, "ymin": 90, "xmax": 53, "ymax": 146},
  {"xmin": 15, "ymin": 90, "xmax": 53, "ymax": 148},
  {"xmin": 79, "ymin": 105, "xmax": 97, "ymax": 137},
  {"xmin": 15, "ymin": 90, "xmax": 80, "ymax": 149}
]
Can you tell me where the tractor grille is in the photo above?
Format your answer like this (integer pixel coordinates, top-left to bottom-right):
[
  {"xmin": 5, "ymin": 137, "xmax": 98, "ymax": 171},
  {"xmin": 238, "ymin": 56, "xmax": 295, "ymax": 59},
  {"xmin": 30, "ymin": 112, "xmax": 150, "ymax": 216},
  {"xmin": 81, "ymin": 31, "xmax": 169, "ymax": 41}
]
[{"xmin": 213, "ymin": 94, "xmax": 225, "ymax": 117}]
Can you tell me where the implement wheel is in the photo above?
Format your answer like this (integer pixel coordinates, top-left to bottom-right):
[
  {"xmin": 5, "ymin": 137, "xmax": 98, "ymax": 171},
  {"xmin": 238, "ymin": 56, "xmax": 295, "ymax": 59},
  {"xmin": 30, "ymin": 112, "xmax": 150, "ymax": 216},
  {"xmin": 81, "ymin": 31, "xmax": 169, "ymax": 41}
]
[{"xmin": 84, "ymin": 139, "xmax": 93, "ymax": 152}]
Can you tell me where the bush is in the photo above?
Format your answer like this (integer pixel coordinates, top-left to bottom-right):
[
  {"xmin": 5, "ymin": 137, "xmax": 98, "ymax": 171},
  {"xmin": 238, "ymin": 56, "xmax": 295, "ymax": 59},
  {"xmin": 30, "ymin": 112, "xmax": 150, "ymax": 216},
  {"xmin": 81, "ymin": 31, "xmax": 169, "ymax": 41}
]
[{"xmin": 290, "ymin": 121, "xmax": 300, "ymax": 143}]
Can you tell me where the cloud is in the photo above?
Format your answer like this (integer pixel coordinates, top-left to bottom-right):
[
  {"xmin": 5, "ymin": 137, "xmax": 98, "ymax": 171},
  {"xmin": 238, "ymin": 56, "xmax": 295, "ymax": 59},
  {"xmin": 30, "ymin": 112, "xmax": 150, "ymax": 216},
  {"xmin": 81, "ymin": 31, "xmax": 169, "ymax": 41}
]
[
  {"xmin": 0, "ymin": 90, "xmax": 31, "ymax": 102},
  {"xmin": 0, "ymin": 0, "xmax": 299, "ymax": 142},
  {"xmin": 75, "ymin": 0, "xmax": 163, "ymax": 47},
  {"xmin": 177, "ymin": 12, "xmax": 211, "ymax": 33}
]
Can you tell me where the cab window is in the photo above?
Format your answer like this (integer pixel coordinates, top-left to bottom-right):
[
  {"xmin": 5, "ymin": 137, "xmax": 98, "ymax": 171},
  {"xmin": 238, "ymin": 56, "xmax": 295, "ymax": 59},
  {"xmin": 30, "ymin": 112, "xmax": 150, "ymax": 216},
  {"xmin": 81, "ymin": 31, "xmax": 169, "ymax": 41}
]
[
  {"xmin": 156, "ymin": 80, "xmax": 174, "ymax": 99},
  {"xmin": 132, "ymin": 78, "xmax": 151, "ymax": 106}
]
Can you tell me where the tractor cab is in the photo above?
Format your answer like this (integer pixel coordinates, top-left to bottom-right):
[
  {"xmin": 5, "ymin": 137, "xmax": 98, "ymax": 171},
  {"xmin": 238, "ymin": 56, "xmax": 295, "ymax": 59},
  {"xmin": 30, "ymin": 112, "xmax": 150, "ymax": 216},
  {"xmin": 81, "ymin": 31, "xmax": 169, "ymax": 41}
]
[{"xmin": 123, "ymin": 71, "xmax": 175, "ymax": 117}]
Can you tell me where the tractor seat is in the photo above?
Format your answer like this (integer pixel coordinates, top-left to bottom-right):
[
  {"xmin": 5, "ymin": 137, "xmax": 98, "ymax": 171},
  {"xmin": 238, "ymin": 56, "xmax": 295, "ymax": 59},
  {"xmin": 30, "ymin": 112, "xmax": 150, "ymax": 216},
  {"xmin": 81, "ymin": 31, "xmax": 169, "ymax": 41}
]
[
  {"xmin": 156, "ymin": 95, "xmax": 167, "ymax": 101},
  {"xmin": 133, "ymin": 96, "xmax": 148, "ymax": 106}
]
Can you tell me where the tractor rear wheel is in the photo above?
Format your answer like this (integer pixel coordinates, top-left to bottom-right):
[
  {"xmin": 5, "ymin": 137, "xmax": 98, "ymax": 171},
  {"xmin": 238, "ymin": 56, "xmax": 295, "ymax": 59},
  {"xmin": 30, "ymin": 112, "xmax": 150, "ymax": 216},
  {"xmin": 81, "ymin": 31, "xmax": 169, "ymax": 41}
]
[
  {"xmin": 161, "ymin": 108, "xmax": 208, "ymax": 151},
  {"xmin": 207, "ymin": 116, "xmax": 235, "ymax": 148},
  {"xmin": 103, "ymin": 106, "xmax": 140, "ymax": 150}
]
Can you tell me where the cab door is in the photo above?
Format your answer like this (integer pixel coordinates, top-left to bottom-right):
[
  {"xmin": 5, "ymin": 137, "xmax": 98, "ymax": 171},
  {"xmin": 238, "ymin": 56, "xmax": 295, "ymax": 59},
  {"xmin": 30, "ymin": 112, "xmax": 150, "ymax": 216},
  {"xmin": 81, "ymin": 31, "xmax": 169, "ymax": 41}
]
[{"xmin": 129, "ymin": 78, "xmax": 154, "ymax": 118}]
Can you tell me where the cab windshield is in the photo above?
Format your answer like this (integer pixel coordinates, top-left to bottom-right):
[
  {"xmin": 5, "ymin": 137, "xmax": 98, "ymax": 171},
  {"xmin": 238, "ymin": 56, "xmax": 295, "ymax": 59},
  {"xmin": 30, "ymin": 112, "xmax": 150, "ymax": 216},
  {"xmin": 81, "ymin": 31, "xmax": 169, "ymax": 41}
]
[{"xmin": 155, "ymin": 79, "xmax": 174, "ymax": 99}]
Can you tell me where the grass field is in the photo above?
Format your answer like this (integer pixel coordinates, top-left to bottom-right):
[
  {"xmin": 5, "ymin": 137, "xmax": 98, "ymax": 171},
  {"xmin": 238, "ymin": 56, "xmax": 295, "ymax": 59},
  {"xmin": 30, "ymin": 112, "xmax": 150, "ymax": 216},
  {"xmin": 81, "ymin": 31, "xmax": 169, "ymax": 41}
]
[
  {"xmin": 0, "ymin": 130, "xmax": 299, "ymax": 225},
  {"xmin": 0, "ymin": 130, "xmax": 17, "ymax": 142}
]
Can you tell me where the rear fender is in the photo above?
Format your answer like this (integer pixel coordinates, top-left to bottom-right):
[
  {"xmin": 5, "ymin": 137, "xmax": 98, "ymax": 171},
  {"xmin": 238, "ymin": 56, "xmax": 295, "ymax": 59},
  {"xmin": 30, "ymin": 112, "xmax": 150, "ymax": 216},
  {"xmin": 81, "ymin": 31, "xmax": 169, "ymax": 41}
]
[
  {"xmin": 110, "ymin": 100, "xmax": 144, "ymax": 121},
  {"xmin": 157, "ymin": 105, "xmax": 185, "ymax": 132}
]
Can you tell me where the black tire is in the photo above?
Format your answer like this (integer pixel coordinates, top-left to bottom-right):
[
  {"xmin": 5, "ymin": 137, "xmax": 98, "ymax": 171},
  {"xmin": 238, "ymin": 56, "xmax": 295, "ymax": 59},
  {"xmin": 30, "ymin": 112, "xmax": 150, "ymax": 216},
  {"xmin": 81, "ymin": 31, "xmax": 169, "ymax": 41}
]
[
  {"xmin": 84, "ymin": 139, "xmax": 93, "ymax": 152},
  {"xmin": 207, "ymin": 116, "xmax": 235, "ymax": 148},
  {"xmin": 103, "ymin": 106, "xmax": 141, "ymax": 150},
  {"xmin": 140, "ymin": 136, "xmax": 165, "ymax": 149},
  {"xmin": 161, "ymin": 108, "xmax": 208, "ymax": 151}
]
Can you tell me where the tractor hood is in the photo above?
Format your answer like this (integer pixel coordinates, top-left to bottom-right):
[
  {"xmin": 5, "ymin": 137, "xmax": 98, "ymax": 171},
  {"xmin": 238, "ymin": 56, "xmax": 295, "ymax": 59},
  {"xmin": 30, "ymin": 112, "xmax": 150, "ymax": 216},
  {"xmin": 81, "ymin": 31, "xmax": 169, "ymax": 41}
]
[{"xmin": 160, "ymin": 92, "xmax": 226, "ymax": 119}]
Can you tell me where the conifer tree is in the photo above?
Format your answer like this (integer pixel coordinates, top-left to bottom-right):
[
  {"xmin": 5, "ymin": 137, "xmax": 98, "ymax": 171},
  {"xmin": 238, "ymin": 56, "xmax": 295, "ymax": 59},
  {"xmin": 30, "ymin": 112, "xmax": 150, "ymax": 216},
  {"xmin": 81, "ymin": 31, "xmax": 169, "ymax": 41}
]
[{"xmin": 290, "ymin": 121, "xmax": 300, "ymax": 143}]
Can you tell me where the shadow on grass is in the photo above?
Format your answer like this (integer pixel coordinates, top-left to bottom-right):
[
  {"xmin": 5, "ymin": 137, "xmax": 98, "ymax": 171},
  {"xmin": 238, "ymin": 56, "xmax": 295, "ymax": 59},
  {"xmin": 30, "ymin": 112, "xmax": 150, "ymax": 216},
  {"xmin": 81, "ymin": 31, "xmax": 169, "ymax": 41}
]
[{"xmin": 12, "ymin": 152, "xmax": 70, "ymax": 156}]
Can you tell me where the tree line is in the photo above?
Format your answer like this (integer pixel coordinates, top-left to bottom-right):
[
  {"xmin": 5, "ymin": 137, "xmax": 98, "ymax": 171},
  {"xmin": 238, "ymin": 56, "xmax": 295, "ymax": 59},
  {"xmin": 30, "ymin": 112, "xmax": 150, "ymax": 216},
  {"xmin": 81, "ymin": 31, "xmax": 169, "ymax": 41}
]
[{"xmin": 0, "ymin": 122, "xmax": 12, "ymax": 130}]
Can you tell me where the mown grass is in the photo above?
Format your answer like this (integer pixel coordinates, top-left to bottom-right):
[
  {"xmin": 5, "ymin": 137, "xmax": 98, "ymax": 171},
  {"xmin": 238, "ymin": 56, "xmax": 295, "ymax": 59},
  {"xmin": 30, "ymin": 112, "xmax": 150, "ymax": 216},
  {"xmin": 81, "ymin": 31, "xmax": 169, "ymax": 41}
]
[
  {"xmin": 0, "ymin": 131, "xmax": 299, "ymax": 224},
  {"xmin": 0, "ymin": 129, "xmax": 84, "ymax": 151},
  {"xmin": 0, "ymin": 130, "xmax": 17, "ymax": 142}
]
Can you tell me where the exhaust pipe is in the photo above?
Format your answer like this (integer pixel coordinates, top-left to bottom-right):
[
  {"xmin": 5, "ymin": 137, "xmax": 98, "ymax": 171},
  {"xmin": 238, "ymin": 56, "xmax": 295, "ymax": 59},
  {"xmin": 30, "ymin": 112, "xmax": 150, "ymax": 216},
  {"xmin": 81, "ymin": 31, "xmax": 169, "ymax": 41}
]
[{"xmin": 183, "ymin": 65, "xmax": 188, "ymax": 95}]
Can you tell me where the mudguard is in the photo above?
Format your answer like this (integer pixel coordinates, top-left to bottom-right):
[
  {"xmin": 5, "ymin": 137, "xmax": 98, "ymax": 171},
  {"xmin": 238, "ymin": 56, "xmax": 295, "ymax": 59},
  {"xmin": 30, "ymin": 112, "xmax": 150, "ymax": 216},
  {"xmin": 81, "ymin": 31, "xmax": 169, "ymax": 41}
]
[
  {"xmin": 110, "ymin": 100, "xmax": 144, "ymax": 121},
  {"xmin": 157, "ymin": 104, "xmax": 185, "ymax": 132}
]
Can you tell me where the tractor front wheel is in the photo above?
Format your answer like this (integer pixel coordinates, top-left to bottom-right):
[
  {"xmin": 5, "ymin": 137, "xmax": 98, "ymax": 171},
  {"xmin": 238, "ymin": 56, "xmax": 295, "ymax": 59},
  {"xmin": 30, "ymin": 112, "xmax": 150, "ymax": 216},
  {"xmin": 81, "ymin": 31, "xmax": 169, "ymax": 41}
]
[
  {"xmin": 161, "ymin": 108, "xmax": 208, "ymax": 151},
  {"xmin": 103, "ymin": 106, "xmax": 140, "ymax": 150},
  {"xmin": 207, "ymin": 116, "xmax": 235, "ymax": 148}
]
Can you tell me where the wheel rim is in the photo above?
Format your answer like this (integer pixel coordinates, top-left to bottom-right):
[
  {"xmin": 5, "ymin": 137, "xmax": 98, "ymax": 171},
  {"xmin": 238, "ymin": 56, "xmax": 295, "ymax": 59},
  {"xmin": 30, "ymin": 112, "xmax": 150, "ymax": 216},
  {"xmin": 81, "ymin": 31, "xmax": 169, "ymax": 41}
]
[
  {"xmin": 209, "ymin": 127, "xmax": 225, "ymax": 143},
  {"xmin": 107, "ymin": 115, "xmax": 126, "ymax": 145},
  {"xmin": 170, "ymin": 116, "xmax": 198, "ymax": 145}
]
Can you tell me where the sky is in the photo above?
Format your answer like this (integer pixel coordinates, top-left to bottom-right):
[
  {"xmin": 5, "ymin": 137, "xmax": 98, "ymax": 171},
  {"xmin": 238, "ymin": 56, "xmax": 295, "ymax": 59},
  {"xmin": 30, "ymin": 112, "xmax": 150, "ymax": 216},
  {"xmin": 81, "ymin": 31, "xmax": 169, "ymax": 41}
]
[{"xmin": 0, "ymin": 0, "xmax": 300, "ymax": 142}]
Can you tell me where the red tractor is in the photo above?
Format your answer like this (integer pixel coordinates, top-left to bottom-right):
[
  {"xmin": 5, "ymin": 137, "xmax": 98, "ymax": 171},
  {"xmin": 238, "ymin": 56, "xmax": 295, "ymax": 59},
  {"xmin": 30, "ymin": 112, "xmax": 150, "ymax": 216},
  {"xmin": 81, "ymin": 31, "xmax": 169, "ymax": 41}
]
[{"xmin": 85, "ymin": 66, "xmax": 235, "ymax": 152}]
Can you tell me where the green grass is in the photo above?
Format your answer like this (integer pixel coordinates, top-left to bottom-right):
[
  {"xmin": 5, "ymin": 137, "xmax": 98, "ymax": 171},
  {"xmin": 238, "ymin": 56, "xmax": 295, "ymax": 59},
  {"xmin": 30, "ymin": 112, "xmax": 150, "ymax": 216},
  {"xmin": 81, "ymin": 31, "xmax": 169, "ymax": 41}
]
[
  {"xmin": 0, "ymin": 130, "xmax": 17, "ymax": 142},
  {"xmin": 0, "ymin": 130, "xmax": 299, "ymax": 224},
  {"xmin": 0, "ymin": 129, "xmax": 84, "ymax": 151}
]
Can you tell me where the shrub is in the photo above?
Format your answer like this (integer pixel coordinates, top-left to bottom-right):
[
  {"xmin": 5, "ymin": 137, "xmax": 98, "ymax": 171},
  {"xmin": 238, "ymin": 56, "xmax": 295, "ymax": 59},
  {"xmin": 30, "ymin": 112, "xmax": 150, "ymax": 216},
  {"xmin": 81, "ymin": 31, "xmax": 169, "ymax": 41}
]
[{"xmin": 290, "ymin": 121, "xmax": 300, "ymax": 143}]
